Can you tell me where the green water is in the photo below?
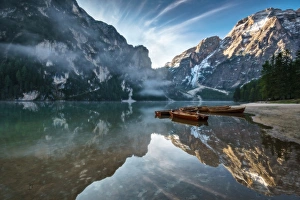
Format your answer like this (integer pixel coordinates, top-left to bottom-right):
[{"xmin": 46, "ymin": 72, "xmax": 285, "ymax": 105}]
[{"xmin": 0, "ymin": 101, "xmax": 299, "ymax": 200}]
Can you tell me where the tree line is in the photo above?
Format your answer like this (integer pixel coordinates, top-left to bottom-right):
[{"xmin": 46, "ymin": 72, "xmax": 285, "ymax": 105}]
[
  {"xmin": 234, "ymin": 49, "xmax": 300, "ymax": 102},
  {"xmin": 0, "ymin": 57, "xmax": 53, "ymax": 100}
]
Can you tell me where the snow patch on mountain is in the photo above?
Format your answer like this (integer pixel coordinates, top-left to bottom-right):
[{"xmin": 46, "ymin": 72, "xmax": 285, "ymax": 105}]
[
  {"xmin": 121, "ymin": 80, "xmax": 136, "ymax": 102},
  {"xmin": 190, "ymin": 50, "xmax": 216, "ymax": 86},
  {"xmin": 87, "ymin": 44, "xmax": 96, "ymax": 54},
  {"xmin": 66, "ymin": 54, "xmax": 80, "ymax": 75},
  {"xmin": 121, "ymin": 80, "xmax": 126, "ymax": 91},
  {"xmin": 248, "ymin": 17, "xmax": 268, "ymax": 33},
  {"xmin": 0, "ymin": 8, "xmax": 16, "ymax": 18},
  {"xmin": 53, "ymin": 73, "xmax": 69, "ymax": 85},
  {"xmin": 36, "ymin": 40, "xmax": 68, "ymax": 60},
  {"xmin": 38, "ymin": 7, "xmax": 48, "ymax": 17},
  {"xmin": 121, "ymin": 88, "xmax": 136, "ymax": 103},
  {"xmin": 281, "ymin": 11, "xmax": 300, "ymax": 34},
  {"xmin": 93, "ymin": 66, "xmax": 111, "ymax": 83},
  {"xmin": 70, "ymin": 28, "xmax": 88, "ymax": 44},
  {"xmin": 187, "ymin": 84, "xmax": 229, "ymax": 96},
  {"xmin": 46, "ymin": 60, "xmax": 53, "ymax": 67},
  {"xmin": 72, "ymin": 4, "xmax": 80, "ymax": 15},
  {"xmin": 19, "ymin": 91, "xmax": 39, "ymax": 101},
  {"xmin": 45, "ymin": 0, "xmax": 52, "ymax": 8}
]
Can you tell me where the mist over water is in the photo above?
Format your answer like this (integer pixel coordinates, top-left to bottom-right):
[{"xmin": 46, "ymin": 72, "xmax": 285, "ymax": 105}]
[{"xmin": 0, "ymin": 101, "xmax": 299, "ymax": 200}]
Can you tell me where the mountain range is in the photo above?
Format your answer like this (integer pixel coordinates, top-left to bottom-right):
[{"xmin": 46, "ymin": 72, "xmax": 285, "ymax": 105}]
[
  {"xmin": 165, "ymin": 8, "xmax": 300, "ymax": 100},
  {"xmin": 0, "ymin": 0, "xmax": 159, "ymax": 101},
  {"xmin": 0, "ymin": 0, "xmax": 299, "ymax": 101}
]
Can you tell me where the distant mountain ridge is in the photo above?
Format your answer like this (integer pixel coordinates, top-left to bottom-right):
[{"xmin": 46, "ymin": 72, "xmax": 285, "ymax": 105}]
[
  {"xmin": 0, "ymin": 0, "xmax": 160, "ymax": 101},
  {"xmin": 165, "ymin": 8, "xmax": 300, "ymax": 100},
  {"xmin": 1, "ymin": 3, "xmax": 299, "ymax": 101}
]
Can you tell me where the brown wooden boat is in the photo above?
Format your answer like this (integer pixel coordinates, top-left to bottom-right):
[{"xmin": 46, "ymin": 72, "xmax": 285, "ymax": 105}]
[
  {"xmin": 208, "ymin": 106, "xmax": 245, "ymax": 113},
  {"xmin": 207, "ymin": 105, "xmax": 230, "ymax": 110},
  {"xmin": 197, "ymin": 106, "xmax": 210, "ymax": 112},
  {"xmin": 180, "ymin": 106, "xmax": 209, "ymax": 112},
  {"xmin": 179, "ymin": 106, "xmax": 197, "ymax": 112},
  {"xmin": 171, "ymin": 117, "xmax": 208, "ymax": 126},
  {"xmin": 178, "ymin": 105, "xmax": 245, "ymax": 114},
  {"xmin": 155, "ymin": 110, "xmax": 171, "ymax": 118},
  {"xmin": 170, "ymin": 110, "xmax": 208, "ymax": 121}
]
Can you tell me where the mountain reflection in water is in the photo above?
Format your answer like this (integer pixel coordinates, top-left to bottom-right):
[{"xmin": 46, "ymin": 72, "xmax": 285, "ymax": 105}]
[{"xmin": 0, "ymin": 102, "xmax": 299, "ymax": 200}]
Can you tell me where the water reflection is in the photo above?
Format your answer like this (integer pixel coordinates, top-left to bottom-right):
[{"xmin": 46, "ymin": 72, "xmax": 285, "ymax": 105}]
[
  {"xmin": 0, "ymin": 102, "xmax": 299, "ymax": 200},
  {"xmin": 167, "ymin": 115, "xmax": 300, "ymax": 196}
]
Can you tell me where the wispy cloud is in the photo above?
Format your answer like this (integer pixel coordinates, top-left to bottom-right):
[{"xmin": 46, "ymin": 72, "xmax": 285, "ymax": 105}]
[
  {"xmin": 157, "ymin": 0, "xmax": 190, "ymax": 18},
  {"xmin": 139, "ymin": 4, "xmax": 235, "ymax": 67},
  {"xmin": 160, "ymin": 4, "xmax": 235, "ymax": 34},
  {"xmin": 145, "ymin": 0, "xmax": 190, "ymax": 27},
  {"xmin": 77, "ymin": 0, "xmax": 237, "ymax": 68}
]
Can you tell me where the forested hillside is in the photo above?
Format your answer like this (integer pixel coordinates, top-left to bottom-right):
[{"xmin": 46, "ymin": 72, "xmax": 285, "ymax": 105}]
[{"xmin": 233, "ymin": 49, "xmax": 300, "ymax": 102}]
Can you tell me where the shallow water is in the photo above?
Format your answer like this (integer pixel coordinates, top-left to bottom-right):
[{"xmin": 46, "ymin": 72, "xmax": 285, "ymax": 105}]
[{"xmin": 0, "ymin": 101, "xmax": 299, "ymax": 200}]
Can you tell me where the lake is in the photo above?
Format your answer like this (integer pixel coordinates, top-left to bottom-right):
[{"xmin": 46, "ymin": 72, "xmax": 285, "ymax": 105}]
[{"xmin": 0, "ymin": 101, "xmax": 299, "ymax": 200}]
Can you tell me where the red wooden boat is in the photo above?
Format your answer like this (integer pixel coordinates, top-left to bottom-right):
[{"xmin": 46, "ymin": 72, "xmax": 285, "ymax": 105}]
[
  {"xmin": 208, "ymin": 106, "xmax": 245, "ymax": 113},
  {"xmin": 169, "ymin": 110, "xmax": 208, "ymax": 121},
  {"xmin": 171, "ymin": 117, "xmax": 208, "ymax": 126},
  {"xmin": 179, "ymin": 105, "xmax": 245, "ymax": 114},
  {"xmin": 155, "ymin": 110, "xmax": 171, "ymax": 118},
  {"xmin": 180, "ymin": 106, "xmax": 209, "ymax": 112}
]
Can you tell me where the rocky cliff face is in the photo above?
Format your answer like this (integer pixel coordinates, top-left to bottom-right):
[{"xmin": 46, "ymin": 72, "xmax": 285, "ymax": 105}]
[
  {"xmin": 165, "ymin": 8, "xmax": 300, "ymax": 99},
  {"xmin": 0, "ymin": 0, "xmax": 155, "ymax": 100}
]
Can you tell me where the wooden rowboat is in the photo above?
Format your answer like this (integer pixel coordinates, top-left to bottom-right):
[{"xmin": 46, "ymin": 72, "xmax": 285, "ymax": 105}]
[
  {"xmin": 180, "ymin": 105, "xmax": 231, "ymax": 113},
  {"xmin": 171, "ymin": 117, "xmax": 208, "ymax": 126},
  {"xmin": 178, "ymin": 105, "xmax": 245, "ymax": 114},
  {"xmin": 170, "ymin": 110, "xmax": 208, "ymax": 121},
  {"xmin": 208, "ymin": 106, "xmax": 245, "ymax": 113},
  {"xmin": 155, "ymin": 110, "xmax": 171, "ymax": 118},
  {"xmin": 207, "ymin": 105, "xmax": 230, "ymax": 110},
  {"xmin": 180, "ymin": 106, "xmax": 209, "ymax": 112}
]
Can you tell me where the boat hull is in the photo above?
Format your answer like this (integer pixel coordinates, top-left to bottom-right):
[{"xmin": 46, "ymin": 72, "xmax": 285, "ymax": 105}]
[
  {"xmin": 208, "ymin": 106, "xmax": 245, "ymax": 113},
  {"xmin": 179, "ymin": 105, "xmax": 245, "ymax": 114},
  {"xmin": 155, "ymin": 110, "xmax": 171, "ymax": 118},
  {"xmin": 171, "ymin": 117, "xmax": 208, "ymax": 126},
  {"xmin": 170, "ymin": 111, "xmax": 208, "ymax": 121}
]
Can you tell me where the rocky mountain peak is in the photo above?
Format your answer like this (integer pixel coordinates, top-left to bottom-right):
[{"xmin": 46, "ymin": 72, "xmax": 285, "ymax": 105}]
[
  {"xmin": 165, "ymin": 36, "xmax": 220, "ymax": 69},
  {"xmin": 164, "ymin": 8, "xmax": 300, "ymax": 100},
  {"xmin": 195, "ymin": 36, "xmax": 221, "ymax": 53},
  {"xmin": 224, "ymin": 8, "xmax": 300, "ymax": 58},
  {"xmin": 0, "ymin": 0, "xmax": 155, "ymax": 101}
]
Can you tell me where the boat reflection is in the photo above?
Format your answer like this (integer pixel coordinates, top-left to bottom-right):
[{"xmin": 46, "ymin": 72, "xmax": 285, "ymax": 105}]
[{"xmin": 171, "ymin": 116, "xmax": 209, "ymax": 127}]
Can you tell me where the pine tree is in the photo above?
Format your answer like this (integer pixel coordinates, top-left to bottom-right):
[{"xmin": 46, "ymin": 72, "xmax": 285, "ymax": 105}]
[
  {"xmin": 260, "ymin": 60, "xmax": 273, "ymax": 100},
  {"xmin": 282, "ymin": 49, "xmax": 292, "ymax": 99},
  {"xmin": 234, "ymin": 49, "xmax": 300, "ymax": 102},
  {"xmin": 16, "ymin": 70, "xmax": 22, "ymax": 91},
  {"xmin": 233, "ymin": 87, "xmax": 240, "ymax": 101},
  {"xmin": 294, "ymin": 50, "xmax": 300, "ymax": 98},
  {"xmin": 4, "ymin": 75, "xmax": 12, "ymax": 98}
]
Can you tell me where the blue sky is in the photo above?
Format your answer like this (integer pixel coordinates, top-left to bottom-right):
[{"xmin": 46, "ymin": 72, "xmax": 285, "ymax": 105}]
[{"xmin": 77, "ymin": 0, "xmax": 299, "ymax": 68}]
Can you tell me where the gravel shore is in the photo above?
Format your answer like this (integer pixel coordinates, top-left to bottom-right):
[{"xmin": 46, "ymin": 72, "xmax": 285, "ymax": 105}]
[{"xmin": 243, "ymin": 103, "xmax": 300, "ymax": 144}]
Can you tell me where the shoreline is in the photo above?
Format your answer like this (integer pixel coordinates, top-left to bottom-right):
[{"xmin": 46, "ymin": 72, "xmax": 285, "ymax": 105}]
[{"xmin": 243, "ymin": 103, "xmax": 300, "ymax": 144}]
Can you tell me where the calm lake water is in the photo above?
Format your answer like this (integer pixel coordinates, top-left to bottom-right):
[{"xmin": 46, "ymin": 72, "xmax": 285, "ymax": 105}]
[{"xmin": 0, "ymin": 101, "xmax": 299, "ymax": 200}]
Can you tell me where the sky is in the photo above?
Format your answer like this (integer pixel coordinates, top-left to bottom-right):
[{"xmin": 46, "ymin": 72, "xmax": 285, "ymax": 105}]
[{"xmin": 76, "ymin": 0, "xmax": 299, "ymax": 68}]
